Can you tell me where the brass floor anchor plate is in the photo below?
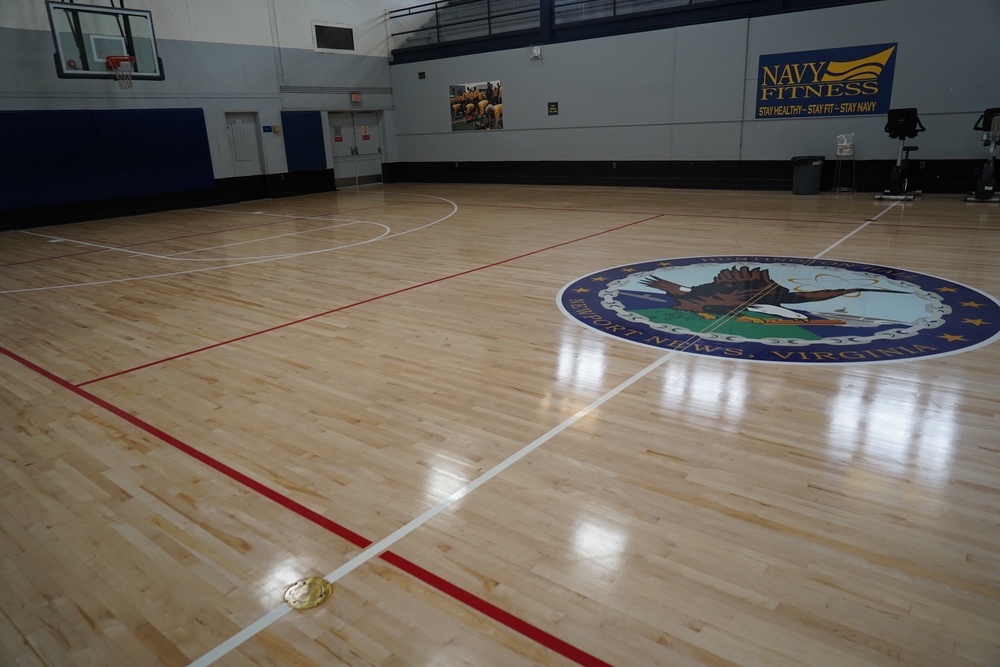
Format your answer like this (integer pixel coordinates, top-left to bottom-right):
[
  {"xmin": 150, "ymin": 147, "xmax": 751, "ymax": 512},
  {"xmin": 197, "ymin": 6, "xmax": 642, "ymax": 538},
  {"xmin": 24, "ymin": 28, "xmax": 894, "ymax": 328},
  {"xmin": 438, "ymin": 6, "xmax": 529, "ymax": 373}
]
[{"xmin": 283, "ymin": 577, "xmax": 333, "ymax": 610}]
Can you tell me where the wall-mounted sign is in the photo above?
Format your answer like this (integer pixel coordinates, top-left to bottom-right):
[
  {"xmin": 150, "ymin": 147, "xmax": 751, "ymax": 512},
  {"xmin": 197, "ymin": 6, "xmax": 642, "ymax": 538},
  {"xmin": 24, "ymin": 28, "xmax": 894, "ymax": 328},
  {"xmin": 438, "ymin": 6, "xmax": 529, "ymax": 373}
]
[
  {"xmin": 548, "ymin": 102, "xmax": 559, "ymax": 116},
  {"xmin": 756, "ymin": 43, "xmax": 897, "ymax": 119}
]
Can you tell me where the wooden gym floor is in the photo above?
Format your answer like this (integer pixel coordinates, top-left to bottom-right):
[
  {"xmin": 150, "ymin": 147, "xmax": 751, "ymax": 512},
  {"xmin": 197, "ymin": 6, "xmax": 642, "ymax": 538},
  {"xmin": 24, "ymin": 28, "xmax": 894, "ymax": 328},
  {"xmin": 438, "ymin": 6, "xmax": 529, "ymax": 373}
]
[{"xmin": 1, "ymin": 183, "xmax": 998, "ymax": 666}]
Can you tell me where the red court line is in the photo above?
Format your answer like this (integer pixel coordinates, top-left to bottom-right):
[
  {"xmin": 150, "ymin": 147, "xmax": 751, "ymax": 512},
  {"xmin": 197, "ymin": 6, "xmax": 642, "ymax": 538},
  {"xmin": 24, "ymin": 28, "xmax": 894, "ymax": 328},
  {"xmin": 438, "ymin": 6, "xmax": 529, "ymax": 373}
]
[
  {"xmin": 78, "ymin": 213, "xmax": 665, "ymax": 387},
  {"xmin": 1, "ymin": 345, "xmax": 614, "ymax": 667},
  {"xmin": 381, "ymin": 552, "xmax": 613, "ymax": 666}
]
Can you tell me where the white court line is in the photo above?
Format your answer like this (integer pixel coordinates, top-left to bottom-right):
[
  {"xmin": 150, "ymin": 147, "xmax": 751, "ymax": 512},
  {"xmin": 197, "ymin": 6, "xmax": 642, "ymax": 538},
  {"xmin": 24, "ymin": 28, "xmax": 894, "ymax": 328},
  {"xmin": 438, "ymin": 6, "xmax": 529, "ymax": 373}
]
[
  {"xmin": 189, "ymin": 339, "xmax": 695, "ymax": 667},
  {"xmin": 813, "ymin": 199, "xmax": 900, "ymax": 254},
  {"xmin": 162, "ymin": 220, "xmax": 372, "ymax": 258},
  {"xmin": 187, "ymin": 199, "xmax": 902, "ymax": 666},
  {"xmin": 1, "ymin": 193, "xmax": 457, "ymax": 294},
  {"xmin": 21, "ymin": 221, "xmax": 389, "ymax": 262}
]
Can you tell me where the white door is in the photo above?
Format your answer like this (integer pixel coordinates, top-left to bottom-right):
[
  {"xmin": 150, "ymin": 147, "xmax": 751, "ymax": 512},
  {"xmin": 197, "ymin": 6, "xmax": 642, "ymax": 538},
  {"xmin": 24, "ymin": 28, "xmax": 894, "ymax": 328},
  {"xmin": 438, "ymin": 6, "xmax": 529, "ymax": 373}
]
[
  {"xmin": 224, "ymin": 112, "xmax": 263, "ymax": 178},
  {"xmin": 328, "ymin": 111, "xmax": 383, "ymax": 187}
]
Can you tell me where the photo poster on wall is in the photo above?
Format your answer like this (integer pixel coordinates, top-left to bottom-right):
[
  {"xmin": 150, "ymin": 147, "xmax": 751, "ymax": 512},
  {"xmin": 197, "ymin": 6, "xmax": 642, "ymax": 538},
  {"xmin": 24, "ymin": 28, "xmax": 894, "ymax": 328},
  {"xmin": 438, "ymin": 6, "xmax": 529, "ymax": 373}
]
[
  {"xmin": 450, "ymin": 81, "xmax": 503, "ymax": 131},
  {"xmin": 755, "ymin": 43, "xmax": 897, "ymax": 119}
]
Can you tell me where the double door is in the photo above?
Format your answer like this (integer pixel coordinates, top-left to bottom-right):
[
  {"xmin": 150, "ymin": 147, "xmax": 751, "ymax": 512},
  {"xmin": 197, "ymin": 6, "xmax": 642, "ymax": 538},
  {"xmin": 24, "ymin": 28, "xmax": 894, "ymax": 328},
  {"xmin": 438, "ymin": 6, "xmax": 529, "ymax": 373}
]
[{"xmin": 328, "ymin": 111, "xmax": 382, "ymax": 187}]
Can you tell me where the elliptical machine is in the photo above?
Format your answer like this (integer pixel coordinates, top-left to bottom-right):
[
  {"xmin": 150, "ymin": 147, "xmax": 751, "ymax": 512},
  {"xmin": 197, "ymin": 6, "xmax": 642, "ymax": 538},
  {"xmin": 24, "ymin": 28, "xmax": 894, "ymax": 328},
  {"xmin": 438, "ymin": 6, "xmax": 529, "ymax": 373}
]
[
  {"xmin": 874, "ymin": 108, "xmax": 925, "ymax": 201},
  {"xmin": 966, "ymin": 107, "xmax": 1000, "ymax": 203}
]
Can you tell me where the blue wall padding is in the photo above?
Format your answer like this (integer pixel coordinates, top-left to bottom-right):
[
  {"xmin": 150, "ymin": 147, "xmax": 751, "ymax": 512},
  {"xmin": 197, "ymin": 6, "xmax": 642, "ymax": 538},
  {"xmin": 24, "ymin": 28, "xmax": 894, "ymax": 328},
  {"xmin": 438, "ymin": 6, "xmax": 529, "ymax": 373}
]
[
  {"xmin": 0, "ymin": 108, "xmax": 215, "ymax": 211},
  {"xmin": 280, "ymin": 111, "xmax": 326, "ymax": 172}
]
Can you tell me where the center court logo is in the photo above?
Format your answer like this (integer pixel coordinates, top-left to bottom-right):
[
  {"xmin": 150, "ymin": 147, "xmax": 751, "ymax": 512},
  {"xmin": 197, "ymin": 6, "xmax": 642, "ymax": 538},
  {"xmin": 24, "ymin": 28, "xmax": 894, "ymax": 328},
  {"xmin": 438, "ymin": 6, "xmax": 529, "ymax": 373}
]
[{"xmin": 557, "ymin": 256, "xmax": 1000, "ymax": 364}]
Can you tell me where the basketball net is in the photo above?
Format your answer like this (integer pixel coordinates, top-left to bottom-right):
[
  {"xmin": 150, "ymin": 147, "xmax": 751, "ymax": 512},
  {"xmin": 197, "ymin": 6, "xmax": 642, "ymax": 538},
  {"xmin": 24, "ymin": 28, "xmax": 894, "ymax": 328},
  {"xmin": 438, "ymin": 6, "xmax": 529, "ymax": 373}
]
[{"xmin": 106, "ymin": 56, "xmax": 135, "ymax": 90}]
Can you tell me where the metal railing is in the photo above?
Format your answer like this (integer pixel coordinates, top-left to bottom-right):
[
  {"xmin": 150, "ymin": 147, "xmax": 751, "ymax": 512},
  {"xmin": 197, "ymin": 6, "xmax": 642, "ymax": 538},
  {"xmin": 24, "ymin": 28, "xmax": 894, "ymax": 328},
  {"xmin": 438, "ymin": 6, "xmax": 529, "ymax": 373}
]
[
  {"xmin": 396, "ymin": 0, "xmax": 839, "ymax": 54},
  {"xmin": 553, "ymin": 0, "xmax": 698, "ymax": 24},
  {"xmin": 388, "ymin": 0, "xmax": 541, "ymax": 50}
]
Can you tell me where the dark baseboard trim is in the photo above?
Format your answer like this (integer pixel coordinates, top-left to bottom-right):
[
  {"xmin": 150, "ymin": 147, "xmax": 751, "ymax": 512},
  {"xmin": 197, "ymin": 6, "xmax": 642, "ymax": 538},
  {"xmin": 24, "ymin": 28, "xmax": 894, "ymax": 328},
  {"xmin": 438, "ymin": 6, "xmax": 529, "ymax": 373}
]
[
  {"xmin": 4, "ymin": 160, "xmax": 987, "ymax": 231},
  {"xmin": 0, "ymin": 170, "xmax": 339, "ymax": 231},
  {"xmin": 383, "ymin": 159, "xmax": 986, "ymax": 196},
  {"xmin": 335, "ymin": 174, "xmax": 384, "ymax": 188},
  {"xmin": 264, "ymin": 169, "xmax": 338, "ymax": 199}
]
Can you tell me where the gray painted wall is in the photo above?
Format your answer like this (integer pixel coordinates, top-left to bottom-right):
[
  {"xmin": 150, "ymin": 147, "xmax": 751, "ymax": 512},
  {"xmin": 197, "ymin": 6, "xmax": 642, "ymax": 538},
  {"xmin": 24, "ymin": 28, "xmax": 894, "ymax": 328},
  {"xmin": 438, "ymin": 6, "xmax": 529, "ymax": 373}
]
[
  {"xmin": 0, "ymin": 26, "xmax": 392, "ymax": 179},
  {"xmin": 2, "ymin": 0, "xmax": 998, "ymax": 183},
  {"xmin": 387, "ymin": 0, "xmax": 1000, "ymax": 164}
]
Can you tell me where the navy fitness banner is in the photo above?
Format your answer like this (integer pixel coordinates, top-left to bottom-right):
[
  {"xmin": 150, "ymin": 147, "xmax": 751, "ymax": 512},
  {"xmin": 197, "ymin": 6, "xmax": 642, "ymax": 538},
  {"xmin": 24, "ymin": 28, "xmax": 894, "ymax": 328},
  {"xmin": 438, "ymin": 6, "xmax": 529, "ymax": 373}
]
[{"xmin": 756, "ymin": 43, "xmax": 897, "ymax": 119}]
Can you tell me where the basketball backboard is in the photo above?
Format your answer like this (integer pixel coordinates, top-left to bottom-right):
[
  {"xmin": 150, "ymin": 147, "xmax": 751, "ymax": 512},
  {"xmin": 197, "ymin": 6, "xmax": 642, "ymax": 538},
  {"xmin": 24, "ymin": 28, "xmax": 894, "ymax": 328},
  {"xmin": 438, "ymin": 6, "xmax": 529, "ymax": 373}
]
[{"xmin": 46, "ymin": 1, "xmax": 164, "ymax": 81}]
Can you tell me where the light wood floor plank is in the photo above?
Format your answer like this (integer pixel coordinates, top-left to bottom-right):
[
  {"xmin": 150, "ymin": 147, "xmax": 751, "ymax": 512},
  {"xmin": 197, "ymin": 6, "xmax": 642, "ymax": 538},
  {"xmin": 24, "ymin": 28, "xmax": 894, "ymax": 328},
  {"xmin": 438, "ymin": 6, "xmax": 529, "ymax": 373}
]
[{"xmin": 1, "ymin": 185, "xmax": 998, "ymax": 665}]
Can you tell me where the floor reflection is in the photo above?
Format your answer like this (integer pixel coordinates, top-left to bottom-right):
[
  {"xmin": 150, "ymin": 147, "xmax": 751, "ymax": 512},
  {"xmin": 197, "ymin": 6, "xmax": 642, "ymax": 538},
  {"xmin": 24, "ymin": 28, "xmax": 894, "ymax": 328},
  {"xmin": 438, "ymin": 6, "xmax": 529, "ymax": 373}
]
[
  {"xmin": 828, "ymin": 371, "xmax": 956, "ymax": 485},
  {"xmin": 572, "ymin": 518, "xmax": 628, "ymax": 569},
  {"xmin": 658, "ymin": 360, "xmax": 748, "ymax": 433}
]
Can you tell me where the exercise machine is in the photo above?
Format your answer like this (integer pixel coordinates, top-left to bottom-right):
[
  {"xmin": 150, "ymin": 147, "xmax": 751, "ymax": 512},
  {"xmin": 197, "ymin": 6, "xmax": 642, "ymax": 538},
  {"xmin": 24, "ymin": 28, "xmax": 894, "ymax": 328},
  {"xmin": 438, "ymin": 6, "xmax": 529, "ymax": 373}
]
[
  {"xmin": 966, "ymin": 107, "xmax": 1000, "ymax": 203},
  {"xmin": 874, "ymin": 108, "xmax": 925, "ymax": 201}
]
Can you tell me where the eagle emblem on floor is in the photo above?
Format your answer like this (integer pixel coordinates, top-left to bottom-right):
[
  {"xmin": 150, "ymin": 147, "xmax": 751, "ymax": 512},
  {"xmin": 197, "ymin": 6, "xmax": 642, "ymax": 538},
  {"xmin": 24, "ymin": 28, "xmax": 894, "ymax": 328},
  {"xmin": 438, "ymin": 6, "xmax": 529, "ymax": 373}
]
[{"xmin": 639, "ymin": 265, "xmax": 905, "ymax": 323}]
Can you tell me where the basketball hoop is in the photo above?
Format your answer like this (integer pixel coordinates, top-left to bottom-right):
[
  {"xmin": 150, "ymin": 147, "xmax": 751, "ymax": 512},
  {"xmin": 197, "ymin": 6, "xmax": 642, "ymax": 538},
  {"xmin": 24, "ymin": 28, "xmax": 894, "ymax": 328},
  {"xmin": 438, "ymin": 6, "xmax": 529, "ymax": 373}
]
[{"xmin": 106, "ymin": 55, "xmax": 136, "ymax": 89}]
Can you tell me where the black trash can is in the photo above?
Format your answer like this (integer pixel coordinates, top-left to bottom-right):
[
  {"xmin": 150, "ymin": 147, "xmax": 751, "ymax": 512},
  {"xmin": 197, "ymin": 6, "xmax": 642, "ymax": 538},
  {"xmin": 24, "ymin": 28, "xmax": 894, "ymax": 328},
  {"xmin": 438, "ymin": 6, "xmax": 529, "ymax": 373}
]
[{"xmin": 791, "ymin": 155, "xmax": 825, "ymax": 195}]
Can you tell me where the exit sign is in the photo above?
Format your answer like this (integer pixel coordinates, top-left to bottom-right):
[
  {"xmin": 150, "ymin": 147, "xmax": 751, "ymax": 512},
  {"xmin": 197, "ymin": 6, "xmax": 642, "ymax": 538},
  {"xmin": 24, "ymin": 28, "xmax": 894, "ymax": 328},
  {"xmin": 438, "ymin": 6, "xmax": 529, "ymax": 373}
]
[{"xmin": 350, "ymin": 92, "xmax": 362, "ymax": 103}]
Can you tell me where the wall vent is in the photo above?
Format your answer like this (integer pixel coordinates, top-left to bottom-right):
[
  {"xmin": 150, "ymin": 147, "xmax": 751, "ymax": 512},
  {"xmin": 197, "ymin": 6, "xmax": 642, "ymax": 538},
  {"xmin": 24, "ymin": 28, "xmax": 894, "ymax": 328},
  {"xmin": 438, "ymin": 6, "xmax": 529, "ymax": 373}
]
[{"xmin": 314, "ymin": 25, "xmax": 355, "ymax": 51}]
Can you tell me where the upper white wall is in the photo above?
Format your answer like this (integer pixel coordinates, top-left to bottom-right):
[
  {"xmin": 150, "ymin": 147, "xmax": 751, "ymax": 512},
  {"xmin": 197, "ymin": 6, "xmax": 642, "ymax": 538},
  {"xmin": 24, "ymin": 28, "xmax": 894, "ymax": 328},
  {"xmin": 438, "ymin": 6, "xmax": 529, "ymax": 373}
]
[
  {"xmin": 2, "ymin": 0, "xmax": 273, "ymax": 45},
  {"xmin": 156, "ymin": 0, "xmax": 275, "ymax": 47}
]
